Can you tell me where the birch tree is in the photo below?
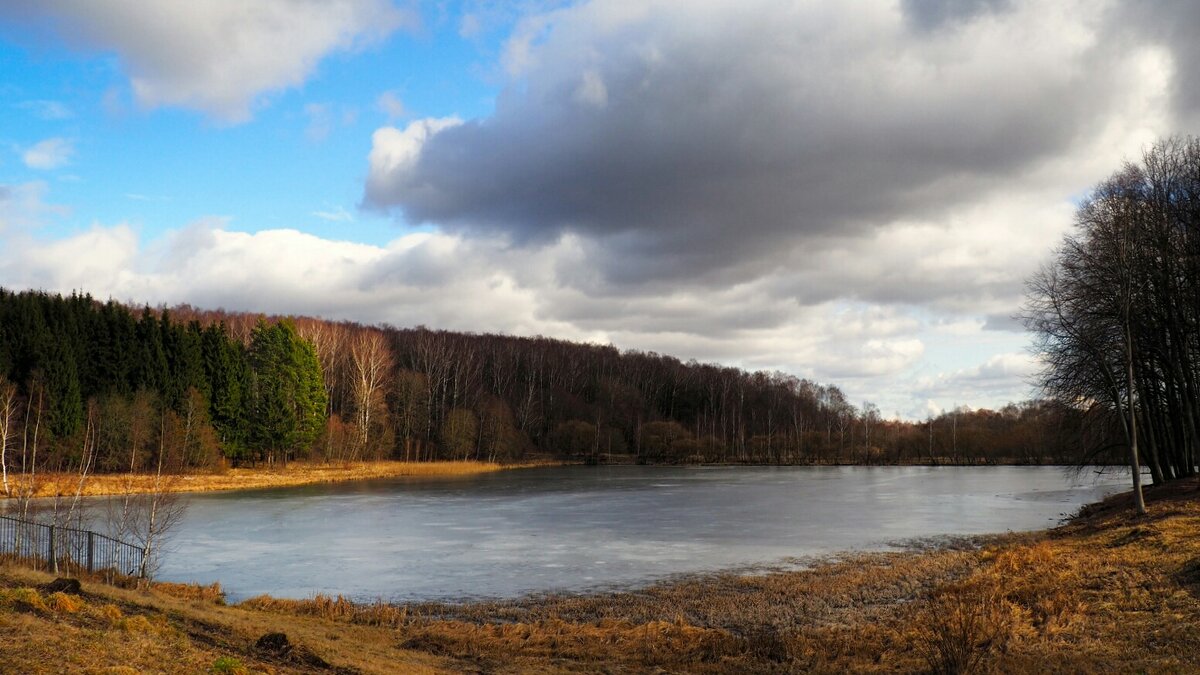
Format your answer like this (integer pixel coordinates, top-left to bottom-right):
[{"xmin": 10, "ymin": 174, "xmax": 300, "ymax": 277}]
[
  {"xmin": 0, "ymin": 378, "xmax": 17, "ymax": 497},
  {"xmin": 349, "ymin": 329, "xmax": 392, "ymax": 458}
]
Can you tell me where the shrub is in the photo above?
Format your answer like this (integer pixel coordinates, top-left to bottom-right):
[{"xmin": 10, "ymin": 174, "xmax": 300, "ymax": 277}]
[
  {"xmin": 119, "ymin": 614, "xmax": 155, "ymax": 634},
  {"xmin": 1, "ymin": 587, "xmax": 48, "ymax": 613},
  {"xmin": 155, "ymin": 580, "xmax": 226, "ymax": 605},
  {"xmin": 48, "ymin": 591, "xmax": 84, "ymax": 613},
  {"xmin": 99, "ymin": 603, "xmax": 124, "ymax": 622},
  {"xmin": 913, "ymin": 580, "xmax": 1015, "ymax": 675},
  {"xmin": 209, "ymin": 656, "xmax": 249, "ymax": 675}
]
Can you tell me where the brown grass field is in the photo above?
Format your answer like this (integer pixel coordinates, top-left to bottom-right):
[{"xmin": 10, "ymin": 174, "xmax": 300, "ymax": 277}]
[
  {"xmin": 3, "ymin": 480, "xmax": 1200, "ymax": 673},
  {"xmin": 7, "ymin": 460, "xmax": 555, "ymax": 499}
]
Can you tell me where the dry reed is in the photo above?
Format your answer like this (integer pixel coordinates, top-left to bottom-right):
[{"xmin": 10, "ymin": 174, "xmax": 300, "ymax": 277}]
[{"xmin": 12, "ymin": 459, "xmax": 557, "ymax": 499}]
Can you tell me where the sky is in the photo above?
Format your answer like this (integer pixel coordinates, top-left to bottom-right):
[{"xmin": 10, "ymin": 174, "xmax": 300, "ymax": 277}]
[{"xmin": 0, "ymin": 0, "xmax": 1195, "ymax": 420}]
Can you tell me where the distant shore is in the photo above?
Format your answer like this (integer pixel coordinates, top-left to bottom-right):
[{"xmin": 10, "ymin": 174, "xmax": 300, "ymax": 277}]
[
  {"xmin": 2, "ymin": 458, "xmax": 1117, "ymax": 501},
  {"xmin": 3, "ymin": 460, "xmax": 559, "ymax": 499}
]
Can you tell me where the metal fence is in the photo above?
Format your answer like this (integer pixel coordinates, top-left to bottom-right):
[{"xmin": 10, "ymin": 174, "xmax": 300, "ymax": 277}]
[{"xmin": 0, "ymin": 514, "xmax": 144, "ymax": 579}]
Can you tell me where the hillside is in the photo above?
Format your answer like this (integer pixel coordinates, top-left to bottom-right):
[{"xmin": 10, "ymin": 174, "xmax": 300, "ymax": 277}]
[{"xmin": 0, "ymin": 288, "xmax": 1099, "ymax": 480}]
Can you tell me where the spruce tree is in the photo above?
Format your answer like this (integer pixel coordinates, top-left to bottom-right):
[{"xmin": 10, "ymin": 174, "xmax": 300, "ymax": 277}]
[{"xmin": 246, "ymin": 319, "xmax": 327, "ymax": 464}]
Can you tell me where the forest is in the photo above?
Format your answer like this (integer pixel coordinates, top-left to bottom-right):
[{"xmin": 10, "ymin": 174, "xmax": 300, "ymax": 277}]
[{"xmin": 0, "ymin": 285, "xmax": 1118, "ymax": 482}]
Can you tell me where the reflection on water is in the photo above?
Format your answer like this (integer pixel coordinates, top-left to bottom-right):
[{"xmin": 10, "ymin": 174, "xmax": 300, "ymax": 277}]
[{"xmin": 138, "ymin": 465, "xmax": 1125, "ymax": 602}]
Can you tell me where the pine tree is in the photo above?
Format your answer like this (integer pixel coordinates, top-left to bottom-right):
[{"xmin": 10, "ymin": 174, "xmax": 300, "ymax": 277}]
[
  {"xmin": 133, "ymin": 307, "xmax": 169, "ymax": 393},
  {"xmin": 43, "ymin": 336, "xmax": 83, "ymax": 438},
  {"xmin": 201, "ymin": 322, "xmax": 248, "ymax": 459},
  {"xmin": 246, "ymin": 319, "xmax": 327, "ymax": 464}
]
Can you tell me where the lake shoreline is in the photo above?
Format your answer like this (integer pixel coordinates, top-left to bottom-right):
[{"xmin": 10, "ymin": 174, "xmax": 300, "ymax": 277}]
[
  {"xmin": 4, "ymin": 459, "xmax": 1118, "ymax": 501},
  {"xmin": 4, "ymin": 459, "xmax": 563, "ymax": 500},
  {"xmin": 3, "ymin": 480, "xmax": 1197, "ymax": 672}
]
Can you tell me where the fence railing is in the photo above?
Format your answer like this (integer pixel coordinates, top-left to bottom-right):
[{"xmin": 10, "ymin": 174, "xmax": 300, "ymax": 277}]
[{"xmin": 0, "ymin": 514, "xmax": 144, "ymax": 579}]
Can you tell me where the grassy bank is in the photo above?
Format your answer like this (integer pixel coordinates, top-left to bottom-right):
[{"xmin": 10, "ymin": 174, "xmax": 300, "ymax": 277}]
[
  {"xmin": 9, "ymin": 460, "xmax": 555, "ymax": 499},
  {"xmin": 3, "ymin": 482, "xmax": 1200, "ymax": 673}
]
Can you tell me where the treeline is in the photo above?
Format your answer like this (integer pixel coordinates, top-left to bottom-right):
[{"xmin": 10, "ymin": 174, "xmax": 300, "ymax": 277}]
[
  {"xmin": 1025, "ymin": 137, "xmax": 1200, "ymax": 489},
  {"xmin": 148, "ymin": 304, "xmax": 1101, "ymax": 467},
  {"xmin": 0, "ymin": 289, "xmax": 326, "ymax": 479},
  {"xmin": 0, "ymin": 287, "xmax": 1112, "ymax": 478}
]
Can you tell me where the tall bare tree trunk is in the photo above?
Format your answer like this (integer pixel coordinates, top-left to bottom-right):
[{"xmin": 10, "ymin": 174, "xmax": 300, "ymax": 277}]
[
  {"xmin": 1126, "ymin": 323, "xmax": 1147, "ymax": 515},
  {"xmin": 66, "ymin": 405, "xmax": 97, "ymax": 529},
  {"xmin": 138, "ymin": 413, "xmax": 185, "ymax": 579},
  {"xmin": 0, "ymin": 380, "xmax": 16, "ymax": 497},
  {"xmin": 18, "ymin": 386, "xmax": 43, "ymax": 522}
]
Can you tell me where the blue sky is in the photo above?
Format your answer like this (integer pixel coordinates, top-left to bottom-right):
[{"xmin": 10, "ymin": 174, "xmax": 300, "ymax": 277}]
[
  {"xmin": 0, "ymin": 1, "xmax": 1191, "ymax": 418},
  {"xmin": 1, "ymin": 6, "xmax": 501, "ymax": 245}
]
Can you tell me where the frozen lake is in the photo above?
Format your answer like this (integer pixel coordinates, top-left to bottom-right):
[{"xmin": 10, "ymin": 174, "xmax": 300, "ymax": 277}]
[{"xmin": 147, "ymin": 465, "xmax": 1126, "ymax": 602}]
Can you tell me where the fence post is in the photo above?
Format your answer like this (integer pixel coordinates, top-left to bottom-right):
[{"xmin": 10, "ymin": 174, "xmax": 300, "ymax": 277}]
[
  {"xmin": 48, "ymin": 524, "xmax": 58, "ymax": 574},
  {"xmin": 87, "ymin": 531, "xmax": 95, "ymax": 573}
]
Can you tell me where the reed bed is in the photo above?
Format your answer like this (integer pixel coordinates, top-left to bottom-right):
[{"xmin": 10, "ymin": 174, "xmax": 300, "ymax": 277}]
[{"xmin": 13, "ymin": 459, "xmax": 555, "ymax": 499}]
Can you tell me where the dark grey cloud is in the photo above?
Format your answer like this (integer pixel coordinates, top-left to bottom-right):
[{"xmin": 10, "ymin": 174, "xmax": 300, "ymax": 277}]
[
  {"xmin": 983, "ymin": 313, "xmax": 1024, "ymax": 332},
  {"xmin": 900, "ymin": 0, "xmax": 1013, "ymax": 31},
  {"xmin": 365, "ymin": 0, "xmax": 1145, "ymax": 293}
]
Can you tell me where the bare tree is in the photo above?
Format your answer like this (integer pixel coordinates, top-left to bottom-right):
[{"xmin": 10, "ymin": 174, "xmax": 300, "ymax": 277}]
[
  {"xmin": 1024, "ymin": 137, "xmax": 1200, "ymax": 507},
  {"xmin": 15, "ymin": 380, "xmax": 45, "ymax": 522},
  {"xmin": 62, "ymin": 401, "xmax": 99, "ymax": 530},
  {"xmin": 349, "ymin": 329, "xmax": 392, "ymax": 459},
  {"xmin": 0, "ymin": 378, "xmax": 18, "ymax": 497},
  {"xmin": 123, "ymin": 413, "xmax": 189, "ymax": 579}
]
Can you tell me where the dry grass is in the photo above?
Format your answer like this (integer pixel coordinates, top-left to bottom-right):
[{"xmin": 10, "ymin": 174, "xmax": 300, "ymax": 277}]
[
  {"xmin": 0, "ymin": 565, "xmax": 455, "ymax": 673},
  {"xmin": 12, "ymin": 460, "xmax": 557, "ymax": 499},
  {"xmin": 154, "ymin": 580, "xmax": 227, "ymax": 605},
  {"xmin": 4, "ymin": 480, "xmax": 1200, "ymax": 673}
]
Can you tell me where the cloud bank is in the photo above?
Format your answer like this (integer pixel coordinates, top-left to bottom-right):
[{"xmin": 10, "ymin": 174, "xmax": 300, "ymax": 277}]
[
  {"xmin": 354, "ymin": 0, "xmax": 1190, "ymax": 413},
  {"xmin": 1, "ymin": 0, "xmax": 413, "ymax": 122},
  {"xmin": 4, "ymin": 0, "xmax": 1197, "ymax": 417},
  {"xmin": 364, "ymin": 0, "xmax": 1177, "ymax": 291}
]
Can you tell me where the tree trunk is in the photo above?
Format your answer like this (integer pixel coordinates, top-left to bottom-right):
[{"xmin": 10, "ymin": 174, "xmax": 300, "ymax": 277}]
[{"xmin": 1125, "ymin": 322, "xmax": 1147, "ymax": 515}]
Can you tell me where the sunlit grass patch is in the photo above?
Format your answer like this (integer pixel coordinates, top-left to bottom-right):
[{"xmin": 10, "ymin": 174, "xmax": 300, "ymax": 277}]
[
  {"xmin": 21, "ymin": 459, "xmax": 558, "ymax": 498},
  {"xmin": 154, "ymin": 580, "xmax": 226, "ymax": 605},
  {"xmin": 47, "ymin": 590, "xmax": 84, "ymax": 614},
  {"xmin": 0, "ymin": 586, "xmax": 49, "ymax": 613}
]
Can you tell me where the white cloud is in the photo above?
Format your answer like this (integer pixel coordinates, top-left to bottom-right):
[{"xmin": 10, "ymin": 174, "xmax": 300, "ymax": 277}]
[
  {"xmin": 912, "ymin": 352, "xmax": 1040, "ymax": 413},
  {"xmin": 0, "ymin": 205, "xmax": 1039, "ymax": 417},
  {"xmin": 17, "ymin": 100, "xmax": 73, "ymax": 120},
  {"xmin": 22, "ymin": 138, "xmax": 75, "ymax": 170},
  {"xmin": 304, "ymin": 103, "xmax": 334, "ymax": 142},
  {"xmin": 363, "ymin": 0, "xmax": 1177, "ymax": 299},
  {"xmin": 0, "ymin": 182, "xmax": 70, "ymax": 232},
  {"xmin": 304, "ymin": 102, "xmax": 358, "ymax": 141},
  {"xmin": 458, "ymin": 13, "xmax": 482, "ymax": 39},
  {"xmin": 312, "ymin": 206, "xmax": 354, "ymax": 223},
  {"xmin": 377, "ymin": 90, "xmax": 406, "ymax": 121},
  {"xmin": 350, "ymin": 0, "xmax": 1185, "ymax": 417},
  {"xmin": 4, "ymin": 0, "xmax": 1194, "ymax": 421},
  {"xmin": 125, "ymin": 193, "xmax": 170, "ymax": 202},
  {"xmin": 1, "ymin": 0, "xmax": 415, "ymax": 122},
  {"xmin": 364, "ymin": 117, "xmax": 464, "ymax": 207}
]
